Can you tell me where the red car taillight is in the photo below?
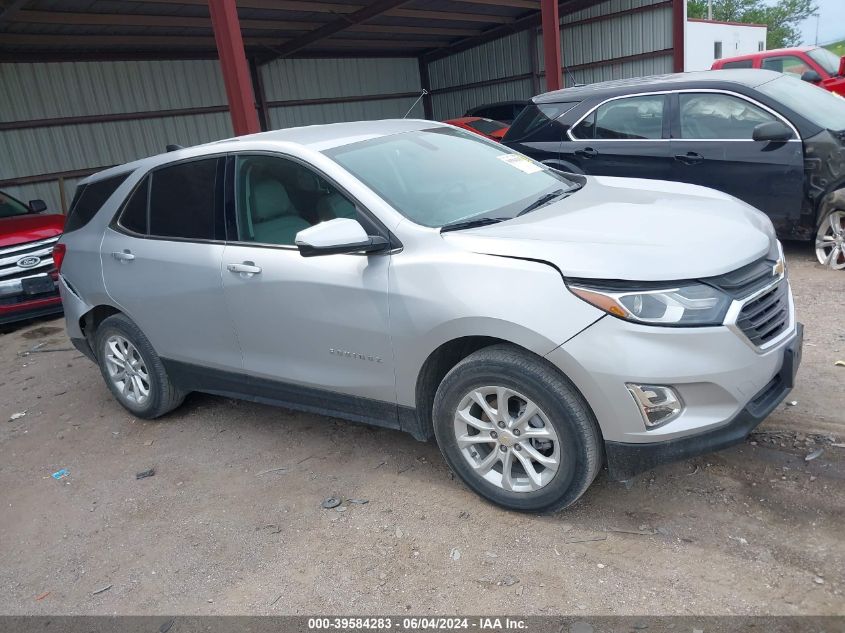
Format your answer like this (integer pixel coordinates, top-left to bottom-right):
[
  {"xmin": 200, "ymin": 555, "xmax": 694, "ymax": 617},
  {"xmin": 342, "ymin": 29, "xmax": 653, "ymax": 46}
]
[{"xmin": 52, "ymin": 243, "xmax": 66, "ymax": 273}]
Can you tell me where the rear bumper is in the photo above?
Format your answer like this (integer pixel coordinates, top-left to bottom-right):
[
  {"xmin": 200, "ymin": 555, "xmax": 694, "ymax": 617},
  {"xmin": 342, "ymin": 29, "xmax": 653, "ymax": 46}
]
[{"xmin": 604, "ymin": 323, "xmax": 803, "ymax": 480}]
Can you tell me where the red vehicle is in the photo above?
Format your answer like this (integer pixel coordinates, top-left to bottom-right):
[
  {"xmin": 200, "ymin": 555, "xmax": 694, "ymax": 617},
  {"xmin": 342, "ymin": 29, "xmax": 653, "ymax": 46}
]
[
  {"xmin": 712, "ymin": 47, "xmax": 845, "ymax": 96},
  {"xmin": 0, "ymin": 190, "xmax": 64, "ymax": 325},
  {"xmin": 443, "ymin": 117, "xmax": 509, "ymax": 141}
]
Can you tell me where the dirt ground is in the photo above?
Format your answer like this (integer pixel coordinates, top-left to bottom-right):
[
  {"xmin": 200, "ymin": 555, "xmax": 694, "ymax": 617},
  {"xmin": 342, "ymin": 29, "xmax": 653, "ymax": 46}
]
[{"xmin": 1, "ymin": 243, "xmax": 843, "ymax": 616}]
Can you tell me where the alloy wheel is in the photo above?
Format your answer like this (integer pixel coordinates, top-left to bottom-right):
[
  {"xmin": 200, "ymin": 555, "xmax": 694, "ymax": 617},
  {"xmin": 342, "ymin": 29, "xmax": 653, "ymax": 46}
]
[
  {"xmin": 104, "ymin": 335, "xmax": 151, "ymax": 406},
  {"xmin": 453, "ymin": 386, "xmax": 561, "ymax": 492},
  {"xmin": 815, "ymin": 210, "xmax": 845, "ymax": 270}
]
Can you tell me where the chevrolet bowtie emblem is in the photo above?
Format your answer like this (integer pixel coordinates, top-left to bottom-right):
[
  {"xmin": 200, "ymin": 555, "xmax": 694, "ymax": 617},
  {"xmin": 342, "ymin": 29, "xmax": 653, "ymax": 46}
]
[{"xmin": 773, "ymin": 259, "xmax": 785, "ymax": 276}]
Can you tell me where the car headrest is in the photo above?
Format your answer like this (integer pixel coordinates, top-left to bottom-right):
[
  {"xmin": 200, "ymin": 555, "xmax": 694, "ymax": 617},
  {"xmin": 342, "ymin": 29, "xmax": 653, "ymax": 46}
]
[
  {"xmin": 317, "ymin": 192, "xmax": 356, "ymax": 221},
  {"xmin": 252, "ymin": 179, "xmax": 292, "ymax": 222}
]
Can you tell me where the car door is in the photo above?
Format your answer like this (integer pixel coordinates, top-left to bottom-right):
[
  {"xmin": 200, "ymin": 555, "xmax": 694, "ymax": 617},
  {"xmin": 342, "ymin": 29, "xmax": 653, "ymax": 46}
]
[
  {"xmin": 561, "ymin": 93, "xmax": 673, "ymax": 180},
  {"xmin": 101, "ymin": 156, "xmax": 243, "ymax": 371},
  {"xmin": 219, "ymin": 153, "xmax": 396, "ymax": 418},
  {"xmin": 669, "ymin": 91, "xmax": 804, "ymax": 227}
]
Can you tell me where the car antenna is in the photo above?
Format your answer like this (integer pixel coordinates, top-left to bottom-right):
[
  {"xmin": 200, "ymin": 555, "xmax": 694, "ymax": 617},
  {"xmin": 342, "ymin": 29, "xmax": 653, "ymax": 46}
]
[
  {"xmin": 166, "ymin": 144, "xmax": 184, "ymax": 152},
  {"xmin": 403, "ymin": 89, "xmax": 429, "ymax": 119}
]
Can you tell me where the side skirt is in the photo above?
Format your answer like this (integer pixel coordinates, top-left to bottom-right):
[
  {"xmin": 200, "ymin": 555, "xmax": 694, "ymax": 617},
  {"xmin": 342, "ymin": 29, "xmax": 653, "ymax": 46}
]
[{"xmin": 161, "ymin": 358, "xmax": 423, "ymax": 436}]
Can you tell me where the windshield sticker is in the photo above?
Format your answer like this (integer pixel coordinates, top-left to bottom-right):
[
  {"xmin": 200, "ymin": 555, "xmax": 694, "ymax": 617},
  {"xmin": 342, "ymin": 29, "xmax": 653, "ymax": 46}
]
[{"xmin": 496, "ymin": 154, "xmax": 543, "ymax": 174}]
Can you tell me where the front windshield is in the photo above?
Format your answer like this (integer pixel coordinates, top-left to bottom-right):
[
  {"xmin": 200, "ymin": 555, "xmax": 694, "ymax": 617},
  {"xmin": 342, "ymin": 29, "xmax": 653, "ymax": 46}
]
[
  {"xmin": 757, "ymin": 74, "xmax": 845, "ymax": 132},
  {"xmin": 0, "ymin": 191, "xmax": 31, "ymax": 219},
  {"xmin": 807, "ymin": 47, "xmax": 842, "ymax": 76},
  {"xmin": 325, "ymin": 127, "xmax": 576, "ymax": 228}
]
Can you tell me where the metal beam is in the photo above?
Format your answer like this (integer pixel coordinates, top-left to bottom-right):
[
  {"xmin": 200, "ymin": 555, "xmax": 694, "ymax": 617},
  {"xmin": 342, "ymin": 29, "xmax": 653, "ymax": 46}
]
[
  {"xmin": 10, "ymin": 10, "xmax": 479, "ymax": 37},
  {"xmin": 449, "ymin": 0, "xmax": 538, "ymax": 8},
  {"xmin": 208, "ymin": 0, "xmax": 260, "ymax": 135},
  {"xmin": 672, "ymin": 0, "xmax": 685, "ymax": 72},
  {"xmin": 541, "ymin": 0, "xmax": 562, "ymax": 91},
  {"xmin": 267, "ymin": 0, "xmax": 412, "ymax": 59},
  {"xmin": 0, "ymin": 0, "xmax": 28, "ymax": 24}
]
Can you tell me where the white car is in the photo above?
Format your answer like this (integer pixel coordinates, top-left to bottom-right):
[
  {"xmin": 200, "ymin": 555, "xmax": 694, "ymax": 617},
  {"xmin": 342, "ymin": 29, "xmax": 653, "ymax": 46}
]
[{"xmin": 56, "ymin": 120, "xmax": 802, "ymax": 512}]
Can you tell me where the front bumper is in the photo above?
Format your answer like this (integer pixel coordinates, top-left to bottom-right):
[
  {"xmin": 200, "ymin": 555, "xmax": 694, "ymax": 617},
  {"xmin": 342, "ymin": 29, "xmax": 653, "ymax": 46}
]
[
  {"xmin": 604, "ymin": 323, "xmax": 802, "ymax": 480},
  {"xmin": 0, "ymin": 274, "xmax": 62, "ymax": 325}
]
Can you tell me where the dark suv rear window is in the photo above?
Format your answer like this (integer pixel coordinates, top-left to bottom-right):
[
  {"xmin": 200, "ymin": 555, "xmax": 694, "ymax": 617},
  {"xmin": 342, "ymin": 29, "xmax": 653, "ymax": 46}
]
[
  {"xmin": 504, "ymin": 102, "xmax": 577, "ymax": 142},
  {"xmin": 65, "ymin": 173, "xmax": 130, "ymax": 233}
]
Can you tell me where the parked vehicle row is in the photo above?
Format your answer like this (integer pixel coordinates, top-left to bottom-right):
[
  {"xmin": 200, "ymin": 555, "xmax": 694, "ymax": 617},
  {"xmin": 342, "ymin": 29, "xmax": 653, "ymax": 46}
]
[
  {"xmin": 503, "ymin": 69, "xmax": 845, "ymax": 269},
  {"xmin": 57, "ymin": 120, "xmax": 801, "ymax": 512},
  {"xmin": 712, "ymin": 46, "xmax": 845, "ymax": 97},
  {"xmin": 0, "ymin": 190, "xmax": 64, "ymax": 325}
]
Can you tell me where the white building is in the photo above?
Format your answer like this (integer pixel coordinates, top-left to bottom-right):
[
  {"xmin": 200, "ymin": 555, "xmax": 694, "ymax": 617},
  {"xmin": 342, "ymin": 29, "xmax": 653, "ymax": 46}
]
[{"xmin": 685, "ymin": 19, "xmax": 768, "ymax": 71}]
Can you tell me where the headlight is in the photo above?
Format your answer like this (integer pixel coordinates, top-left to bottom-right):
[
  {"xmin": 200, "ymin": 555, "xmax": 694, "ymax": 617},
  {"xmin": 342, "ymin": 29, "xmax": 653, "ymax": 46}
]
[{"xmin": 568, "ymin": 281, "xmax": 731, "ymax": 326}]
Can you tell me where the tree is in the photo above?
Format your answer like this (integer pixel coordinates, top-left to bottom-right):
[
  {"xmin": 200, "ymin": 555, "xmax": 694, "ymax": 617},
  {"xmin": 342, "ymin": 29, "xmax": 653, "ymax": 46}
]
[{"xmin": 688, "ymin": 0, "xmax": 818, "ymax": 49}]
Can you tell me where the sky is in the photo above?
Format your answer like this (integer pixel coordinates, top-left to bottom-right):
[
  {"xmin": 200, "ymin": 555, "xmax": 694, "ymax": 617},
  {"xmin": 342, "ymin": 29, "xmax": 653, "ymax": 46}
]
[{"xmin": 797, "ymin": 0, "xmax": 845, "ymax": 46}]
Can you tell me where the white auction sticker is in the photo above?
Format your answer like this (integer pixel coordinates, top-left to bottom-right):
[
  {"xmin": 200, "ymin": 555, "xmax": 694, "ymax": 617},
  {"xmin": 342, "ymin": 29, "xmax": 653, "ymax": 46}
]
[{"xmin": 496, "ymin": 153, "xmax": 543, "ymax": 174}]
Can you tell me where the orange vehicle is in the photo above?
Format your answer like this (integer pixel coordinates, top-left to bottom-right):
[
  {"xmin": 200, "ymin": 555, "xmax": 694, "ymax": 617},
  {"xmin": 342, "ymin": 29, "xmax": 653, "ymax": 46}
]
[
  {"xmin": 442, "ymin": 117, "xmax": 509, "ymax": 142},
  {"xmin": 712, "ymin": 47, "xmax": 845, "ymax": 97}
]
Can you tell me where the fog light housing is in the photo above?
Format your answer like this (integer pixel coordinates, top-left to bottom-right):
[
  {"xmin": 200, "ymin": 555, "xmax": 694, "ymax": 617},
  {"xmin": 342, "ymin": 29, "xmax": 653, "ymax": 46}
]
[{"xmin": 626, "ymin": 384, "xmax": 683, "ymax": 429}]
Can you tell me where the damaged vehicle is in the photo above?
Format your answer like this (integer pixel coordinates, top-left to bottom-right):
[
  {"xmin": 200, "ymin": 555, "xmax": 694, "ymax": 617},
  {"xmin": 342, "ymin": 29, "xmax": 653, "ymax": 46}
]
[
  {"xmin": 57, "ymin": 120, "xmax": 801, "ymax": 512},
  {"xmin": 503, "ymin": 69, "xmax": 845, "ymax": 269}
]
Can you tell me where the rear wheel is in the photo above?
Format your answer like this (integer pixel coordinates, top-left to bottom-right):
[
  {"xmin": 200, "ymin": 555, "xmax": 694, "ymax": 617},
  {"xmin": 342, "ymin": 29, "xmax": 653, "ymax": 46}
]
[
  {"xmin": 432, "ymin": 344, "xmax": 602, "ymax": 513},
  {"xmin": 94, "ymin": 314, "xmax": 185, "ymax": 418},
  {"xmin": 815, "ymin": 196, "xmax": 845, "ymax": 270}
]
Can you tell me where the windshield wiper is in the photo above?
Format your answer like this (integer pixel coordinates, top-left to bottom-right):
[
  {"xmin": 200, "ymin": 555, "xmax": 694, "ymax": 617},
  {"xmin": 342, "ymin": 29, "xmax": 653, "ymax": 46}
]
[
  {"xmin": 440, "ymin": 216, "xmax": 509, "ymax": 233},
  {"xmin": 516, "ymin": 188, "xmax": 571, "ymax": 216}
]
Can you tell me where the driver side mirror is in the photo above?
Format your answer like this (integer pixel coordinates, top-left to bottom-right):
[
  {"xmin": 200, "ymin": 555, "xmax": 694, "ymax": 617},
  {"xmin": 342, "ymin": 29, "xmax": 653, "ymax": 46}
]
[
  {"xmin": 752, "ymin": 121, "xmax": 793, "ymax": 143},
  {"xmin": 295, "ymin": 218, "xmax": 389, "ymax": 257},
  {"xmin": 28, "ymin": 199, "xmax": 47, "ymax": 214},
  {"xmin": 801, "ymin": 69, "xmax": 822, "ymax": 83}
]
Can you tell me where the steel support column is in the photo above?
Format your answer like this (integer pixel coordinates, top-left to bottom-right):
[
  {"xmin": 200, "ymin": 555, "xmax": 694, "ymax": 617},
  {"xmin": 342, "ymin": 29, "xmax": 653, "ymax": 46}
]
[
  {"xmin": 208, "ymin": 0, "xmax": 260, "ymax": 135},
  {"xmin": 540, "ymin": 0, "xmax": 562, "ymax": 92},
  {"xmin": 672, "ymin": 0, "xmax": 685, "ymax": 72}
]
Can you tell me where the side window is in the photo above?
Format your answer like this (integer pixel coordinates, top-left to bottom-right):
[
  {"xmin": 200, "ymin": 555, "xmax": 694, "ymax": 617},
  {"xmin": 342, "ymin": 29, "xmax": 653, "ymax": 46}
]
[
  {"xmin": 148, "ymin": 158, "xmax": 222, "ymax": 241},
  {"xmin": 65, "ymin": 172, "xmax": 130, "ymax": 233},
  {"xmin": 761, "ymin": 55, "xmax": 811, "ymax": 76},
  {"xmin": 235, "ymin": 155, "xmax": 357, "ymax": 246},
  {"xmin": 722, "ymin": 59, "xmax": 754, "ymax": 69},
  {"xmin": 118, "ymin": 177, "xmax": 149, "ymax": 235},
  {"xmin": 572, "ymin": 95, "xmax": 666, "ymax": 140},
  {"xmin": 679, "ymin": 93, "xmax": 778, "ymax": 140}
]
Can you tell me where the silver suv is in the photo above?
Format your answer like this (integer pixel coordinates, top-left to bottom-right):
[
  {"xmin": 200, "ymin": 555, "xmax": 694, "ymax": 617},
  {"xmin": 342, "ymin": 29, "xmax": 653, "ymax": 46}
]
[{"xmin": 57, "ymin": 120, "xmax": 802, "ymax": 512}]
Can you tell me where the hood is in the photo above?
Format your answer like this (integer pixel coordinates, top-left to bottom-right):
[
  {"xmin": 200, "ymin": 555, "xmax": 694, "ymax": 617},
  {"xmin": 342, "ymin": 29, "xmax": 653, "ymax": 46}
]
[
  {"xmin": 442, "ymin": 176, "xmax": 775, "ymax": 281},
  {"xmin": 0, "ymin": 213, "xmax": 64, "ymax": 248}
]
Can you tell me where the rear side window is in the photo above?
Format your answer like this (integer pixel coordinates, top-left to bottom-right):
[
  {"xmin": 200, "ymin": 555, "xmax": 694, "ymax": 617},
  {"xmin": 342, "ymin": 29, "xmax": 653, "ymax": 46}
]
[
  {"xmin": 721, "ymin": 60, "xmax": 754, "ymax": 69},
  {"xmin": 572, "ymin": 95, "xmax": 666, "ymax": 140},
  {"xmin": 114, "ymin": 158, "xmax": 224, "ymax": 241},
  {"xmin": 505, "ymin": 102, "xmax": 577, "ymax": 142},
  {"xmin": 65, "ymin": 173, "xmax": 129, "ymax": 233}
]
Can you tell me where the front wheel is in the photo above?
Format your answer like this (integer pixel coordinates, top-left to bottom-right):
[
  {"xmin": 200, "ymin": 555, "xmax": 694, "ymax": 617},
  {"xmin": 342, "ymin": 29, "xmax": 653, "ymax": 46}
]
[
  {"xmin": 432, "ymin": 344, "xmax": 602, "ymax": 513},
  {"xmin": 815, "ymin": 200, "xmax": 845, "ymax": 270},
  {"xmin": 94, "ymin": 313, "xmax": 185, "ymax": 418}
]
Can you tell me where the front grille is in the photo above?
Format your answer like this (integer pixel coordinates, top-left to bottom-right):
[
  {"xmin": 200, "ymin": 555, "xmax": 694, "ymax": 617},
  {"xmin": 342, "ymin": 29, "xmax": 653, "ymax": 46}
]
[
  {"xmin": 0, "ymin": 236, "xmax": 59, "ymax": 281},
  {"xmin": 708, "ymin": 256, "xmax": 779, "ymax": 299},
  {"xmin": 736, "ymin": 279, "xmax": 789, "ymax": 347}
]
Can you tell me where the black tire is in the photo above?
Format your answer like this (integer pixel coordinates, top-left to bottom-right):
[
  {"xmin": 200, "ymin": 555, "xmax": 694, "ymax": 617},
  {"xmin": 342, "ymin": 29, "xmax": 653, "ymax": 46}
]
[
  {"xmin": 94, "ymin": 313, "xmax": 185, "ymax": 419},
  {"xmin": 432, "ymin": 344, "xmax": 602, "ymax": 513}
]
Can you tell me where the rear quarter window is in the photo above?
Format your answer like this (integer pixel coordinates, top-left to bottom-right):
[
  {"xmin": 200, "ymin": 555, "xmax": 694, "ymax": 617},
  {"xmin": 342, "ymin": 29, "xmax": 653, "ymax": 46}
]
[
  {"xmin": 721, "ymin": 60, "xmax": 755, "ymax": 69},
  {"xmin": 65, "ymin": 173, "xmax": 130, "ymax": 233}
]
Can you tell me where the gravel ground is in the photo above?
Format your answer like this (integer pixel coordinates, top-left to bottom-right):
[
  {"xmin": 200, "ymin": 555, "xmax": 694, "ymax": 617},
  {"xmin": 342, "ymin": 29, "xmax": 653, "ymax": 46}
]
[{"xmin": 0, "ymin": 243, "xmax": 843, "ymax": 616}]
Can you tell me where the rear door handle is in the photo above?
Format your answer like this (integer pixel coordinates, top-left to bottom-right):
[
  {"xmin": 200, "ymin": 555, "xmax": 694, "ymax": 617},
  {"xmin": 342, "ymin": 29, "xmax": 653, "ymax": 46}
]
[
  {"xmin": 111, "ymin": 250, "xmax": 135, "ymax": 262},
  {"xmin": 227, "ymin": 262, "xmax": 262, "ymax": 276},
  {"xmin": 674, "ymin": 152, "xmax": 704, "ymax": 165},
  {"xmin": 575, "ymin": 147, "xmax": 598, "ymax": 158}
]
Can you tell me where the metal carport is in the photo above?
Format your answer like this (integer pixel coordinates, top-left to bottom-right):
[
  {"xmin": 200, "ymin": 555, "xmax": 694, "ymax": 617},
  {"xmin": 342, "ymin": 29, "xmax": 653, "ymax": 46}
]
[{"xmin": 0, "ymin": 0, "xmax": 685, "ymax": 210}]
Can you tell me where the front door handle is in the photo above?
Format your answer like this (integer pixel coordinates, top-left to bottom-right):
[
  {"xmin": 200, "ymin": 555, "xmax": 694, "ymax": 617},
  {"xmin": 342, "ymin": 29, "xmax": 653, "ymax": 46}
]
[
  {"xmin": 227, "ymin": 262, "xmax": 262, "ymax": 276},
  {"xmin": 575, "ymin": 147, "xmax": 598, "ymax": 158},
  {"xmin": 674, "ymin": 152, "xmax": 704, "ymax": 165},
  {"xmin": 111, "ymin": 250, "xmax": 135, "ymax": 262}
]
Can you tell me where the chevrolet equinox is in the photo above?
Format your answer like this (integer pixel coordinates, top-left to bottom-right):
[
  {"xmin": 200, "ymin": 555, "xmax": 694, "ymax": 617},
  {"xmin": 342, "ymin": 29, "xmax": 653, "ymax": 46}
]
[{"xmin": 57, "ymin": 120, "xmax": 802, "ymax": 512}]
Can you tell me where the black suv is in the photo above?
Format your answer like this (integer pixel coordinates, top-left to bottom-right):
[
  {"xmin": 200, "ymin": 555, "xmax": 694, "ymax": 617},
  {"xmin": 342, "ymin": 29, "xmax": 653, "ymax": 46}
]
[{"xmin": 503, "ymin": 70, "xmax": 845, "ymax": 268}]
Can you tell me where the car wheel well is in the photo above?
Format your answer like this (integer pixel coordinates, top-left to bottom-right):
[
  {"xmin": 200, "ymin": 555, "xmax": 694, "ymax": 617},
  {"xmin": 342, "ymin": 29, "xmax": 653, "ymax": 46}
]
[
  {"xmin": 80, "ymin": 305, "xmax": 122, "ymax": 347},
  {"xmin": 413, "ymin": 336, "xmax": 515, "ymax": 440}
]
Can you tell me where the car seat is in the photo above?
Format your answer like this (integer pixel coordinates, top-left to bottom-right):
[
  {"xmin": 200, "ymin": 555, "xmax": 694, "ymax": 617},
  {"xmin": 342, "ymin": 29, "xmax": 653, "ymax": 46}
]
[{"xmin": 249, "ymin": 179, "xmax": 311, "ymax": 245}]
